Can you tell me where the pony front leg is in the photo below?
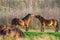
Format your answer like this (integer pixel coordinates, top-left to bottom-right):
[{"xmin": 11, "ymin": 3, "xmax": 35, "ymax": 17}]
[
  {"xmin": 41, "ymin": 25, "xmax": 44, "ymax": 32},
  {"xmin": 26, "ymin": 26, "xmax": 29, "ymax": 31},
  {"xmin": 55, "ymin": 22, "xmax": 59, "ymax": 32}
]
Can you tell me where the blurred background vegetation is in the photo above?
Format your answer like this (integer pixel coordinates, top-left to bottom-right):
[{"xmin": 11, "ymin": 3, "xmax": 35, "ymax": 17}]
[{"xmin": 0, "ymin": 0, "xmax": 60, "ymax": 31}]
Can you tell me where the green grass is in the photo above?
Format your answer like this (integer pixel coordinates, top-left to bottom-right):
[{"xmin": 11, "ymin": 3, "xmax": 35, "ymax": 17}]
[{"xmin": 24, "ymin": 32, "xmax": 60, "ymax": 38}]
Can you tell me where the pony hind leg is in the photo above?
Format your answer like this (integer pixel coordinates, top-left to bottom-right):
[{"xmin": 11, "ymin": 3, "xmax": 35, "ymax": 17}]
[
  {"xmin": 55, "ymin": 26, "xmax": 58, "ymax": 32},
  {"xmin": 55, "ymin": 22, "xmax": 59, "ymax": 32},
  {"xmin": 26, "ymin": 27, "xmax": 29, "ymax": 31}
]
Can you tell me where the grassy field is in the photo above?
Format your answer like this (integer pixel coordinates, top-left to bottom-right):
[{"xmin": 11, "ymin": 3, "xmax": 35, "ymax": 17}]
[
  {"xmin": 24, "ymin": 32, "xmax": 60, "ymax": 40},
  {"xmin": 24, "ymin": 32, "xmax": 60, "ymax": 38},
  {"xmin": 0, "ymin": 32, "xmax": 60, "ymax": 40}
]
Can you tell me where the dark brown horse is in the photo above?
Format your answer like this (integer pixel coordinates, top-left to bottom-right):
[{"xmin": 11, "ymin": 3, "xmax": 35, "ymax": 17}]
[
  {"xmin": 11, "ymin": 14, "xmax": 34, "ymax": 31},
  {"xmin": 35, "ymin": 15, "xmax": 59, "ymax": 32}
]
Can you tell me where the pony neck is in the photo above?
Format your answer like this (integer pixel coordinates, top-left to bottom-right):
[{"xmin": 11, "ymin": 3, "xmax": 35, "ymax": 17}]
[
  {"xmin": 22, "ymin": 15, "xmax": 31, "ymax": 22},
  {"xmin": 39, "ymin": 16, "xmax": 46, "ymax": 23}
]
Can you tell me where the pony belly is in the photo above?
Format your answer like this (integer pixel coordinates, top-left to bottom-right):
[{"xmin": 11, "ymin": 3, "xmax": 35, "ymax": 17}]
[
  {"xmin": 48, "ymin": 23, "xmax": 53, "ymax": 26},
  {"xmin": 45, "ymin": 20, "xmax": 53, "ymax": 26},
  {"xmin": 44, "ymin": 24, "xmax": 53, "ymax": 27},
  {"xmin": 19, "ymin": 20, "xmax": 25, "ymax": 26},
  {"xmin": 19, "ymin": 23, "xmax": 24, "ymax": 26}
]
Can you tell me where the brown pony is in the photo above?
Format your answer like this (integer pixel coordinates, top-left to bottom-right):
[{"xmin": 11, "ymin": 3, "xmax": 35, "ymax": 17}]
[
  {"xmin": 35, "ymin": 15, "xmax": 59, "ymax": 32},
  {"xmin": 11, "ymin": 14, "xmax": 34, "ymax": 31},
  {"xmin": 4, "ymin": 25, "xmax": 25, "ymax": 37},
  {"xmin": 0, "ymin": 25, "xmax": 25, "ymax": 37}
]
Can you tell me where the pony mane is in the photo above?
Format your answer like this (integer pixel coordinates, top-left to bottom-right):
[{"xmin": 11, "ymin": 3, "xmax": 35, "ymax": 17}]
[
  {"xmin": 22, "ymin": 14, "xmax": 31, "ymax": 20},
  {"xmin": 37, "ymin": 15, "xmax": 45, "ymax": 20}
]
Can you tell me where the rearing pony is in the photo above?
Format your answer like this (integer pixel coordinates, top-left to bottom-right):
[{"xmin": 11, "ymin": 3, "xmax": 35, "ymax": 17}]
[
  {"xmin": 11, "ymin": 14, "xmax": 34, "ymax": 31},
  {"xmin": 35, "ymin": 15, "xmax": 59, "ymax": 32}
]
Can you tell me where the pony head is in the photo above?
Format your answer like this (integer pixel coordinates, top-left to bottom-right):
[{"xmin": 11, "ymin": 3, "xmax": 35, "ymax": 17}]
[
  {"xmin": 28, "ymin": 13, "xmax": 34, "ymax": 17},
  {"xmin": 35, "ymin": 15, "xmax": 41, "ymax": 18}
]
